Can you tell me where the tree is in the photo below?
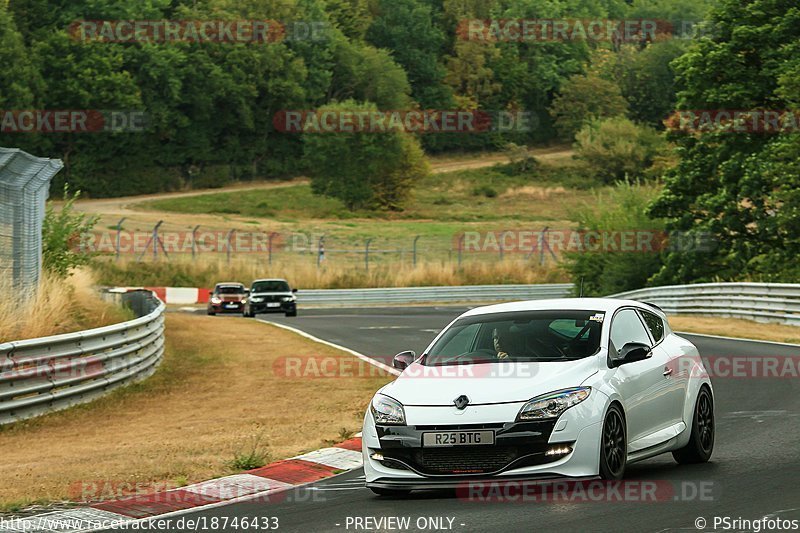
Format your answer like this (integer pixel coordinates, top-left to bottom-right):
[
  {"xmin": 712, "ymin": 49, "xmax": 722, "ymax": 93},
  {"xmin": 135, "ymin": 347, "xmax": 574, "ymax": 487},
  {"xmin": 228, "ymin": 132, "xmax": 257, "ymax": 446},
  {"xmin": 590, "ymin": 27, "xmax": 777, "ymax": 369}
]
[
  {"xmin": 366, "ymin": 0, "xmax": 453, "ymax": 108},
  {"xmin": 549, "ymin": 74, "xmax": 628, "ymax": 140},
  {"xmin": 615, "ymin": 41, "xmax": 688, "ymax": 127},
  {"xmin": 575, "ymin": 117, "xmax": 668, "ymax": 183},
  {"xmin": 302, "ymin": 100, "xmax": 429, "ymax": 211},
  {"xmin": 649, "ymin": 0, "xmax": 800, "ymax": 284}
]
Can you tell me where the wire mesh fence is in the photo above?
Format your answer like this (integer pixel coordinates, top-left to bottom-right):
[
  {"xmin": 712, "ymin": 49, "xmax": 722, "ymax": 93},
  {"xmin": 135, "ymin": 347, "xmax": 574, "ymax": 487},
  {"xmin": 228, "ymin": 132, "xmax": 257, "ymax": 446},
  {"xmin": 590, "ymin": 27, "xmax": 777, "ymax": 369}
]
[{"xmin": 0, "ymin": 148, "xmax": 63, "ymax": 294}]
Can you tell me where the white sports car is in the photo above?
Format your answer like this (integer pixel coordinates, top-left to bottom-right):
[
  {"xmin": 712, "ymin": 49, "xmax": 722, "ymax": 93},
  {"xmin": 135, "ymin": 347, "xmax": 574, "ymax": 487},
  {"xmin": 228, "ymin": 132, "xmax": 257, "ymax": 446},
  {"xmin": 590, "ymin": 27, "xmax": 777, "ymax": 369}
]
[{"xmin": 362, "ymin": 298, "xmax": 714, "ymax": 495}]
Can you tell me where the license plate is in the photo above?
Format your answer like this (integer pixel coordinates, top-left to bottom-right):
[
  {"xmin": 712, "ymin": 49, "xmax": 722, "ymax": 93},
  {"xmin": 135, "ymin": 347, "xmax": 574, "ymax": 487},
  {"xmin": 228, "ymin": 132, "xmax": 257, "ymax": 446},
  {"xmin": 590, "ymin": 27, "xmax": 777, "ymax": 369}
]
[
  {"xmin": 266, "ymin": 302, "xmax": 280, "ymax": 308},
  {"xmin": 225, "ymin": 304, "xmax": 238, "ymax": 308},
  {"xmin": 422, "ymin": 430, "xmax": 494, "ymax": 447}
]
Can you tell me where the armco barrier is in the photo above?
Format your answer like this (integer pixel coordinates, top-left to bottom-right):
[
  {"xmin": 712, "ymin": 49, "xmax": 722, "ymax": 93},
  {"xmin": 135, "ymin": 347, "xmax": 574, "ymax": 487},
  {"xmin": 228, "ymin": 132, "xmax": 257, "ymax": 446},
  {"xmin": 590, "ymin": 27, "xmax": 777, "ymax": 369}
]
[
  {"xmin": 121, "ymin": 284, "xmax": 577, "ymax": 305},
  {"xmin": 612, "ymin": 282, "xmax": 800, "ymax": 326},
  {"xmin": 295, "ymin": 284, "xmax": 576, "ymax": 305},
  {"xmin": 0, "ymin": 290, "xmax": 165, "ymax": 425}
]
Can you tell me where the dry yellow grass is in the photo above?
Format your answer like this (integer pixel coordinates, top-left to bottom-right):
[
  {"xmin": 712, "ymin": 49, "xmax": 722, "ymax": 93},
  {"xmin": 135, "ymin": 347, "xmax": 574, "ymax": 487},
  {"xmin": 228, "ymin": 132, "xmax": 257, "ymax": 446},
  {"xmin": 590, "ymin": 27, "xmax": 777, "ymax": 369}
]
[
  {"xmin": 669, "ymin": 315, "xmax": 800, "ymax": 345},
  {"xmin": 92, "ymin": 256, "xmax": 569, "ymax": 290},
  {"xmin": 0, "ymin": 313, "xmax": 393, "ymax": 509},
  {"xmin": 0, "ymin": 270, "xmax": 131, "ymax": 344}
]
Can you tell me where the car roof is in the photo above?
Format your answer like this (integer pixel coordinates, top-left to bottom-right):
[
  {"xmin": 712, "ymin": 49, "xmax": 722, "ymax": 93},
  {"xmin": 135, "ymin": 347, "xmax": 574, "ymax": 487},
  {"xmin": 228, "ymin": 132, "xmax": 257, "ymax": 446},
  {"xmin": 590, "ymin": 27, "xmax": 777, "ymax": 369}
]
[
  {"xmin": 252, "ymin": 278, "xmax": 289, "ymax": 283},
  {"xmin": 462, "ymin": 297, "xmax": 664, "ymax": 318},
  {"xmin": 215, "ymin": 282, "xmax": 244, "ymax": 287}
]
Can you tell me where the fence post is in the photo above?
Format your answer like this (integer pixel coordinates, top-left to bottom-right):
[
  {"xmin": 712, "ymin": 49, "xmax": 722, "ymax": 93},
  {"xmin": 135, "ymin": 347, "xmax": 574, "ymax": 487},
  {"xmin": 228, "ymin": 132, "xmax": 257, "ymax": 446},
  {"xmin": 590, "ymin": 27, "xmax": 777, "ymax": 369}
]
[
  {"xmin": 115, "ymin": 217, "xmax": 126, "ymax": 262},
  {"xmin": 268, "ymin": 232, "xmax": 278, "ymax": 265},
  {"xmin": 365, "ymin": 238, "xmax": 373, "ymax": 271},
  {"xmin": 457, "ymin": 234, "xmax": 465, "ymax": 267},
  {"xmin": 412, "ymin": 235, "xmax": 420, "ymax": 267},
  {"xmin": 317, "ymin": 236, "xmax": 325, "ymax": 267},
  {"xmin": 191, "ymin": 225, "xmax": 200, "ymax": 260},
  {"xmin": 226, "ymin": 229, "xmax": 236, "ymax": 265},
  {"xmin": 152, "ymin": 221, "xmax": 163, "ymax": 262}
]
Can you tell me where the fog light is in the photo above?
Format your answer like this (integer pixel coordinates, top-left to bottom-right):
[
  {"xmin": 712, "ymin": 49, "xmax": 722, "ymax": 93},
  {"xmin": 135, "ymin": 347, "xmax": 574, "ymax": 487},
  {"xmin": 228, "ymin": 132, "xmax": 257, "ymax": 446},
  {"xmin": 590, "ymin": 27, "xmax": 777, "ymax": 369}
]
[
  {"xmin": 370, "ymin": 452, "xmax": 384, "ymax": 461},
  {"xmin": 545, "ymin": 445, "xmax": 573, "ymax": 456}
]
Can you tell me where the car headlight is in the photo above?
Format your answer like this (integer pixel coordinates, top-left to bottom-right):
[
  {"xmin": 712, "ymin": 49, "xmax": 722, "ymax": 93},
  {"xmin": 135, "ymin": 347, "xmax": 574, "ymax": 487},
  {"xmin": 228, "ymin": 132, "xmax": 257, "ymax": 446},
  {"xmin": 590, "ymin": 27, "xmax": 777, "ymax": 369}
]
[
  {"xmin": 211, "ymin": 297, "xmax": 221, "ymax": 304},
  {"xmin": 250, "ymin": 297, "xmax": 264, "ymax": 303},
  {"xmin": 516, "ymin": 387, "xmax": 591, "ymax": 421},
  {"xmin": 370, "ymin": 394, "xmax": 405, "ymax": 425},
  {"xmin": 281, "ymin": 295, "xmax": 296, "ymax": 302}
]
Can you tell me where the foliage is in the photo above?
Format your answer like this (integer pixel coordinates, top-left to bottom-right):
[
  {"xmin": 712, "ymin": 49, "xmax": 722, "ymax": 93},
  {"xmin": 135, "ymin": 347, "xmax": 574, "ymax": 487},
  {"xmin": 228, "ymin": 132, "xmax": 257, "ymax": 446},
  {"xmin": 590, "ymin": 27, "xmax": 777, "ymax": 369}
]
[
  {"xmin": 649, "ymin": 0, "xmax": 800, "ymax": 284},
  {"xmin": 564, "ymin": 182, "xmax": 666, "ymax": 296},
  {"xmin": 549, "ymin": 74, "xmax": 628, "ymax": 141},
  {"xmin": 42, "ymin": 186, "xmax": 99, "ymax": 278},
  {"xmin": 302, "ymin": 100, "xmax": 428, "ymax": 210},
  {"xmin": 574, "ymin": 117, "xmax": 669, "ymax": 183}
]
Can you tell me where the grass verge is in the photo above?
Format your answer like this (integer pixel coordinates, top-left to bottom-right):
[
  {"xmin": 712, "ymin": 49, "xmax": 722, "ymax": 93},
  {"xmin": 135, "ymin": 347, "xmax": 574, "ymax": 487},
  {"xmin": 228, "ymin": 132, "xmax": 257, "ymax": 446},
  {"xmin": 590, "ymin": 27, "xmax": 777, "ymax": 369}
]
[
  {"xmin": 669, "ymin": 316, "xmax": 800, "ymax": 345},
  {"xmin": 0, "ymin": 270, "xmax": 132, "ymax": 344},
  {"xmin": 0, "ymin": 313, "xmax": 393, "ymax": 510}
]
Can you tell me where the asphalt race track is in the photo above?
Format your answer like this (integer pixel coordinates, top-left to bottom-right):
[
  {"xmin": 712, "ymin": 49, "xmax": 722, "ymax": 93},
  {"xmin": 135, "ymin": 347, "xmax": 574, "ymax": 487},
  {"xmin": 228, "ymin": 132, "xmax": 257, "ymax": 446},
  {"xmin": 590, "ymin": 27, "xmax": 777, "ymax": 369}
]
[{"xmin": 153, "ymin": 307, "xmax": 800, "ymax": 532}]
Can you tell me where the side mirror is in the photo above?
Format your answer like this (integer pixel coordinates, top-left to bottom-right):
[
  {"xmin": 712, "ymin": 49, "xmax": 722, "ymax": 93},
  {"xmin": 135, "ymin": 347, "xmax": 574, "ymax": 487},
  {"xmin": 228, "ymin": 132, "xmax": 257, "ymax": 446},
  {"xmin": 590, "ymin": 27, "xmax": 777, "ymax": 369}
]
[
  {"xmin": 292, "ymin": 288, "xmax": 298, "ymax": 293},
  {"xmin": 392, "ymin": 350, "xmax": 416, "ymax": 370},
  {"xmin": 612, "ymin": 342, "xmax": 651, "ymax": 367}
]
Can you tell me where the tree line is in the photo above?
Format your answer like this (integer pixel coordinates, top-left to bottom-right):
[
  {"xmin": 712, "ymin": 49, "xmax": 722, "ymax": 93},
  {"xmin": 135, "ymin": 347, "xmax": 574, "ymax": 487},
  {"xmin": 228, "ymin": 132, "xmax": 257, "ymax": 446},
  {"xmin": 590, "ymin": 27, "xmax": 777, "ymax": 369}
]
[{"xmin": 1, "ymin": 0, "xmax": 709, "ymax": 198}]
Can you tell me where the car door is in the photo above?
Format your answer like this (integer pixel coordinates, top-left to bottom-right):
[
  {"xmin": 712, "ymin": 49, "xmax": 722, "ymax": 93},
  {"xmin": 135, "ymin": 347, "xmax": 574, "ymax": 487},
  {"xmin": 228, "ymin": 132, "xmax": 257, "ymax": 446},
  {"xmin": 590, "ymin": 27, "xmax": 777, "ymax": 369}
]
[
  {"xmin": 608, "ymin": 308, "xmax": 673, "ymax": 443},
  {"xmin": 639, "ymin": 309, "xmax": 687, "ymax": 428}
]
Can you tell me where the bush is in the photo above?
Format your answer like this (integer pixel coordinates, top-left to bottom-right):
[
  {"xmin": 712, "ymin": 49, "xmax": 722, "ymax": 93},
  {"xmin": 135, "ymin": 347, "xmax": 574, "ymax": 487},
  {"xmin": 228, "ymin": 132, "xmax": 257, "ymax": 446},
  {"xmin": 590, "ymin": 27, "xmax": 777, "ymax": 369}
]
[
  {"xmin": 549, "ymin": 74, "xmax": 628, "ymax": 141},
  {"xmin": 42, "ymin": 186, "xmax": 99, "ymax": 278},
  {"xmin": 564, "ymin": 181, "xmax": 665, "ymax": 296},
  {"xmin": 574, "ymin": 117, "xmax": 668, "ymax": 184}
]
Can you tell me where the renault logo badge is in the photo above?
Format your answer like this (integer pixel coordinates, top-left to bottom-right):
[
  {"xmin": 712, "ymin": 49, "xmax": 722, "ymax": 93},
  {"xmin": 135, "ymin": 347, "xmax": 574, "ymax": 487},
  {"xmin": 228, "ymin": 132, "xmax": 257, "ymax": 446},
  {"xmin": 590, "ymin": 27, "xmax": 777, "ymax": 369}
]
[{"xmin": 453, "ymin": 395, "xmax": 470, "ymax": 410}]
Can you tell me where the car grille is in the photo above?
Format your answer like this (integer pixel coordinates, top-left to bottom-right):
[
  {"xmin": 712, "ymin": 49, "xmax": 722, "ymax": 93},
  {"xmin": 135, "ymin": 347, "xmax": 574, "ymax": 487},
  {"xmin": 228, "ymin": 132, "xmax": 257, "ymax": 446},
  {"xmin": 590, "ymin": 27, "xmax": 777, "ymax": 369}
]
[{"xmin": 413, "ymin": 446, "xmax": 518, "ymax": 474}]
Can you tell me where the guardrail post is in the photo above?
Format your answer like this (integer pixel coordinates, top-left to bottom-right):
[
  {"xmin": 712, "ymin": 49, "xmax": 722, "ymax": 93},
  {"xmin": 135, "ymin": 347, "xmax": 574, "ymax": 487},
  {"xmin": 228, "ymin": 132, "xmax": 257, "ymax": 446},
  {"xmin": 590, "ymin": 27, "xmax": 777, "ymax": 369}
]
[
  {"xmin": 412, "ymin": 235, "xmax": 420, "ymax": 267},
  {"xmin": 457, "ymin": 234, "xmax": 465, "ymax": 267}
]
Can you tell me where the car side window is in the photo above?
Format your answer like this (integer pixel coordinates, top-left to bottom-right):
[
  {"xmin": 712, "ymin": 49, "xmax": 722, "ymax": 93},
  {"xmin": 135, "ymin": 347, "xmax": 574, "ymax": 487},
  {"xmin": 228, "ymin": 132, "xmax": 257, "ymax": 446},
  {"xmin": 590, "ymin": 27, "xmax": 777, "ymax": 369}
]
[
  {"xmin": 610, "ymin": 309, "xmax": 651, "ymax": 353},
  {"xmin": 639, "ymin": 310, "xmax": 665, "ymax": 343}
]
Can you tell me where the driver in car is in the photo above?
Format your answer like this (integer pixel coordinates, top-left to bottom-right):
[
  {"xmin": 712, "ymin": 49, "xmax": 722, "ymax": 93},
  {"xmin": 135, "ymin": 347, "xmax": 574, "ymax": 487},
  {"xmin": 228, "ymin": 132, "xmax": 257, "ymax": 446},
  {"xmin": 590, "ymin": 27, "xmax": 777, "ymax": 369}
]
[{"xmin": 492, "ymin": 327, "xmax": 510, "ymax": 359}]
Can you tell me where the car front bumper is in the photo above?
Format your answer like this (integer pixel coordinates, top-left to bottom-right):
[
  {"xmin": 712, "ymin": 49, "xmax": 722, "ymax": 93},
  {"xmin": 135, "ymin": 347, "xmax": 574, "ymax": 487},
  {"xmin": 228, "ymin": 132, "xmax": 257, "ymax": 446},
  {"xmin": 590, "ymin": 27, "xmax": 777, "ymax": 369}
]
[
  {"xmin": 248, "ymin": 301, "xmax": 296, "ymax": 314},
  {"xmin": 362, "ymin": 394, "xmax": 607, "ymax": 489},
  {"xmin": 209, "ymin": 302, "xmax": 244, "ymax": 313}
]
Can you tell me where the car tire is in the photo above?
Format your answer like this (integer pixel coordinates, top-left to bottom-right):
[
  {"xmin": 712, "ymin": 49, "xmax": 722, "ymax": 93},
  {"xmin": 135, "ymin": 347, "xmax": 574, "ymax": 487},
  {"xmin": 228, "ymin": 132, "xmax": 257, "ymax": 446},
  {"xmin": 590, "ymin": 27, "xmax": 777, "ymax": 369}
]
[
  {"xmin": 599, "ymin": 404, "xmax": 627, "ymax": 480},
  {"xmin": 673, "ymin": 386, "xmax": 714, "ymax": 464},
  {"xmin": 285, "ymin": 310, "xmax": 297, "ymax": 317},
  {"xmin": 244, "ymin": 308, "xmax": 255, "ymax": 318},
  {"xmin": 207, "ymin": 310, "xmax": 215, "ymax": 316},
  {"xmin": 369, "ymin": 487, "xmax": 411, "ymax": 498}
]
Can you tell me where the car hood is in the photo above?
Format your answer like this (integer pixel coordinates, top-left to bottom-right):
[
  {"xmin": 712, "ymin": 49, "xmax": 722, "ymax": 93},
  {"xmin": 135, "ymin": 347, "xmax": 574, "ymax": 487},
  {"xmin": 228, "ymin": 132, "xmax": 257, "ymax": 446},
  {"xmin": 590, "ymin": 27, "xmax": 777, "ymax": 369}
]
[
  {"xmin": 382, "ymin": 356, "xmax": 599, "ymax": 406},
  {"xmin": 250, "ymin": 292, "xmax": 294, "ymax": 297}
]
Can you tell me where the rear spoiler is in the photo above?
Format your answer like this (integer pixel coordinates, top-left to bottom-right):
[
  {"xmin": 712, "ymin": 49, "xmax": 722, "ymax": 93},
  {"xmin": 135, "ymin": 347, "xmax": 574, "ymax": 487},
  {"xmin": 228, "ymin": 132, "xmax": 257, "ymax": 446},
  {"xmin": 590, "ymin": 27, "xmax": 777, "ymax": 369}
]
[{"xmin": 642, "ymin": 301, "xmax": 665, "ymax": 314}]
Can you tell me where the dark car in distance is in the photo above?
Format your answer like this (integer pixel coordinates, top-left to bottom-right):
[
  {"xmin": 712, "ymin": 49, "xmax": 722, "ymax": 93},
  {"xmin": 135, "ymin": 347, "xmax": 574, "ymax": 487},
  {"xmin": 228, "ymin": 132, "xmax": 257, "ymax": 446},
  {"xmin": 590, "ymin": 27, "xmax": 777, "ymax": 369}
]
[
  {"xmin": 207, "ymin": 282, "xmax": 248, "ymax": 315},
  {"xmin": 244, "ymin": 279, "xmax": 297, "ymax": 317}
]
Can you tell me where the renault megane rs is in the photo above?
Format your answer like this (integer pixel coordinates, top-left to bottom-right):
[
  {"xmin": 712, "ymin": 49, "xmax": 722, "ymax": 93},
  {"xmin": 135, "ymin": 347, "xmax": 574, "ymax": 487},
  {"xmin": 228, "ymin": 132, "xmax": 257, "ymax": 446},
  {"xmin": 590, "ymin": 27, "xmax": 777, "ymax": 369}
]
[{"xmin": 362, "ymin": 298, "xmax": 714, "ymax": 495}]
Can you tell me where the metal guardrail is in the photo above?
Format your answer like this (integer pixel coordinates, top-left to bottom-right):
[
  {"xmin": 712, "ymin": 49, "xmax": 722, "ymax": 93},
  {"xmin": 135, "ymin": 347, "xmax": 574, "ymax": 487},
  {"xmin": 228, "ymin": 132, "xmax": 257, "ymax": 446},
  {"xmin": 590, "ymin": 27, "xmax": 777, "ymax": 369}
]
[
  {"xmin": 612, "ymin": 282, "xmax": 800, "ymax": 326},
  {"xmin": 0, "ymin": 291, "xmax": 165, "ymax": 425},
  {"xmin": 296, "ymin": 284, "xmax": 576, "ymax": 305}
]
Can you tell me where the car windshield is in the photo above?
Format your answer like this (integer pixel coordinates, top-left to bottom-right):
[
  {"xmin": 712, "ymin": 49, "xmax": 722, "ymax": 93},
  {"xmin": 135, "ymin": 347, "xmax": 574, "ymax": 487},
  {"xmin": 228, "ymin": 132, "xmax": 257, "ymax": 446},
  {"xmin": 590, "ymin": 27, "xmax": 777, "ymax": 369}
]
[
  {"xmin": 423, "ymin": 310, "xmax": 604, "ymax": 365},
  {"xmin": 252, "ymin": 280, "xmax": 290, "ymax": 293},
  {"xmin": 217, "ymin": 286, "xmax": 245, "ymax": 294}
]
